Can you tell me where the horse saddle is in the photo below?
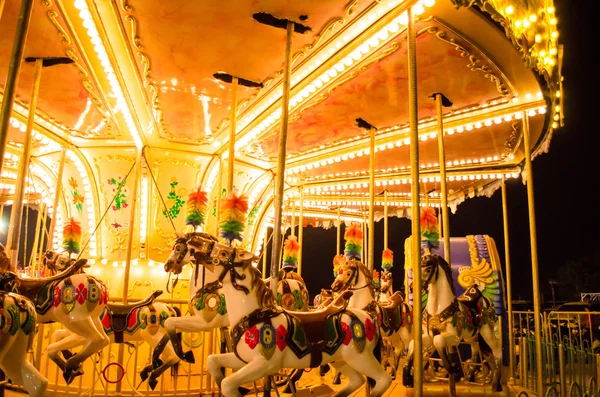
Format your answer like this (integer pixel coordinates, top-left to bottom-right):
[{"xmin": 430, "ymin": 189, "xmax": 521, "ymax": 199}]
[
  {"xmin": 16, "ymin": 259, "xmax": 89, "ymax": 314},
  {"xmin": 104, "ymin": 290, "xmax": 162, "ymax": 342},
  {"xmin": 0, "ymin": 291, "xmax": 36, "ymax": 336},
  {"xmin": 458, "ymin": 284, "xmax": 484, "ymax": 329},
  {"xmin": 285, "ymin": 290, "xmax": 353, "ymax": 368}
]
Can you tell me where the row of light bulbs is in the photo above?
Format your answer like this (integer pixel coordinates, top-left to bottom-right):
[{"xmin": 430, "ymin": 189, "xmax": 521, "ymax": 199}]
[
  {"xmin": 285, "ymin": 107, "xmax": 545, "ymax": 176},
  {"xmin": 74, "ymin": 0, "xmax": 144, "ymax": 149}
]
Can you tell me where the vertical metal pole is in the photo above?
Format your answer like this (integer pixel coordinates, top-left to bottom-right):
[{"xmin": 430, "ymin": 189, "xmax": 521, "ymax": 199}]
[
  {"xmin": 121, "ymin": 151, "xmax": 141, "ymax": 304},
  {"xmin": 522, "ymin": 112, "xmax": 544, "ymax": 396},
  {"xmin": 434, "ymin": 94, "xmax": 451, "ymax": 263},
  {"xmin": 0, "ymin": 0, "xmax": 6, "ymax": 20},
  {"xmin": 297, "ymin": 186, "xmax": 304, "ymax": 276},
  {"xmin": 501, "ymin": 176, "xmax": 515, "ymax": 383},
  {"xmin": 336, "ymin": 207, "xmax": 341, "ymax": 254},
  {"xmin": 0, "ymin": 0, "xmax": 33, "ymax": 178},
  {"xmin": 290, "ymin": 201, "xmax": 295, "ymax": 237},
  {"xmin": 384, "ymin": 190, "xmax": 388, "ymax": 249},
  {"xmin": 362, "ymin": 211, "xmax": 366, "ymax": 264},
  {"xmin": 269, "ymin": 21, "xmax": 294, "ymax": 294},
  {"xmin": 262, "ymin": 229, "xmax": 268, "ymax": 276},
  {"xmin": 7, "ymin": 58, "xmax": 42, "ymax": 269},
  {"xmin": 48, "ymin": 148, "xmax": 67, "ymax": 248},
  {"xmin": 29, "ymin": 201, "xmax": 43, "ymax": 275},
  {"xmin": 368, "ymin": 127, "xmax": 375, "ymax": 271},
  {"xmin": 227, "ymin": 77, "xmax": 238, "ymax": 193},
  {"xmin": 215, "ymin": 155, "xmax": 223, "ymax": 235},
  {"xmin": 408, "ymin": 7, "xmax": 423, "ymax": 396}
]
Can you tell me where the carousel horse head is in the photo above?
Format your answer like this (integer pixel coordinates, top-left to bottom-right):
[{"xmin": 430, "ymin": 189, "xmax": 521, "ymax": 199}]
[
  {"xmin": 421, "ymin": 253, "xmax": 455, "ymax": 294},
  {"xmin": 164, "ymin": 232, "xmax": 218, "ymax": 274},
  {"xmin": 0, "ymin": 246, "xmax": 10, "ymax": 273},
  {"xmin": 0, "ymin": 271, "xmax": 19, "ymax": 292},
  {"xmin": 43, "ymin": 251, "xmax": 74, "ymax": 273},
  {"xmin": 330, "ymin": 254, "xmax": 374, "ymax": 295},
  {"xmin": 380, "ymin": 269, "xmax": 393, "ymax": 294}
]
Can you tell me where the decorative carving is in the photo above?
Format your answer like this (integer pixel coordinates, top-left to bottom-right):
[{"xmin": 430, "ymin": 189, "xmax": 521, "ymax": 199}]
[
  {"xmin": 502, "ymin": 120, "xmax": 522, "ymax": 159},
  {"xmin": 47, "ymin": 10, "xmax": 72, "ymax": 46},
  {"xmin": 127, "ymin": 280, "xmax": 153, "ymax": 297},
  {"xmin": 65, "ymin": 48, "xmax": 89, "ymax": 78},
  {"xmin": 125, "ymin": 15, "xmax": 143, "ymax": 50},
  {"xmin": 345, "ymin": 0, "xmax": 360, "ymax": 16},
  {"xmin": 307, "ymin": 18, "xmax": 346, "ymax": 51},
  {"xmin": 40, "ymin": 0, "xmax": 53, "ymax": 8},
  {"xmin": 82, "ymin": 79, "xmax": 104, "ymax": 107},
  {"xmin": 119, "ymin": 0, "xmax": 133, "ymax": 12}
]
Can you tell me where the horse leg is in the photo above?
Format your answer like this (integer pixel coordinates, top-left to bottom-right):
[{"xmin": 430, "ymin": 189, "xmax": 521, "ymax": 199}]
[
  {"xmin": 207, "ymin": 352, "xmax": 247, "ymax": 389},
  {"xmin": 402, "ymin": 339, "xmax": 415, "ymax": 387},
  {"xmin": 329, "ymin": 361, "xmax": 365, "ymax": 397},
  {"xmin": 62, "ymin": 316, "xmax": 109, "ymax": 383},
  {"xmin": 281, "ymin": 368, "xmax": 303, "ymax": 394},
  {"xmin": 343, "ymin": 346, "xmax": 392, "ymax": 397},
  {"xmin": 218, "ymin": 356, "xmax": 275, "ymax": 397},
  {"xmin": 1, "ymin": 333, "xmax": 48, "ymax": 397},
  {"xmin": 479, "ymin": 324, "xmax": 503, "ymax": 392},
  {"xmin": 464, "ymin": 339, "xmax": 481, "ymax": 382},
  {"xmin": 164, "ymin": 315, "xmax": 214, "ymax": 363},
  {"xmin": 432, "ymin": 334, "xmax": 460, "ymax": 397},
  {"xmin": 46, "ymin": 332, "xmax": 88, "ymax": 375}
]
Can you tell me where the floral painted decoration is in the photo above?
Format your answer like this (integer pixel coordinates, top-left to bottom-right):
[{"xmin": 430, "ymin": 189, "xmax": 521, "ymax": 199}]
[
  {"xmin": 69, "ymin": 177, "xmax": 85, "ymax": 215},
  {"xmin": 162, "ymin": 179, "xmax": 186, "ymax": 220},
  {"xmin": 107, "ymin": 176, "xmax": 128, "ymax": 211}
]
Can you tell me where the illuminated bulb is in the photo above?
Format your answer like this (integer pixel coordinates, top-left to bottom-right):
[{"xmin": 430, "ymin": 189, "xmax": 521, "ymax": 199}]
[
  {"xmin": 535, "ymin": 34, "xmax": 542, "ymax": 43},
  {"xmin": 505, "ymin": 5, "xmax": 514, "ymax": 14},
  {"xmin": 528, "ymin": 14, "xmax": 537, "ymax": 22},
  {"xmin": 550, "ymin": 18, "xmax": 557, "ymax": 25},
  {"xmin": 523, "ymin": 20, "xmax": 531, "ymax": 28},
  {"xmin": 398, "ymin": 13, "xmax": 409, "ymax": 25},
  {"xmin": 550, "ymin": 47, "xmax": 557, "ymax": 55},
  {"xmin": 413, "ymin": 3, "xmax": 425, "ymax": 15},
  {"xmin": 424, "ymin": 0, "xmax": 435, "ymax": 7},
  {"xmin": 447, "ymin": 128, "xmax": 454, "ymax": 135}
]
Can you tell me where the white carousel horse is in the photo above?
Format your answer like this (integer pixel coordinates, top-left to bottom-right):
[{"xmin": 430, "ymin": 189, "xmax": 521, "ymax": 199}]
[
  {"xmin": 42, "ymin": 250, "xmax": 74, "ymax": 275},
  {"xmin": 378, "ymin": 269, "xmax": 395, "ymax": 303},
  {"xmin": 0, "ymin": 285, "xmax": 47, "ymax": 397},
  {"xmin": 0, "ymin": 258, "xmax": 110, "ymax": 384},
  {"xmin": 205, "ymin": 243, "xmax": 392, "ymax": 397},
  {"xmin": 331, "ymin": 257, "xmax": 412, "ymax": 379},
  {"xmin": 402, "ymin": 254, "xmax": 502, "ymax": 395},
  {"xmin": 52, "ymin": 290, "xmax": 181, "ymax": 390}
]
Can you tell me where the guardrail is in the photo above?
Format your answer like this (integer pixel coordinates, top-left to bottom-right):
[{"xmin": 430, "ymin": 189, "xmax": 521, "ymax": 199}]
[{"xmin": 513, "ymin": 311, "xmax": 599, "ymax": 397}]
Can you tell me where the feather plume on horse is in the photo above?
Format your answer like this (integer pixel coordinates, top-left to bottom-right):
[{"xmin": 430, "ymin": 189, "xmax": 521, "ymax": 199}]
[
  {"xmin": 343, "ymin": 222, "xmax": 363, "ymax": 261},
  {"xmin": 185, "ymin": 188, "xmax": 209, "ymax": 232},
  {"xmin": 218, "ymin": 190, "xmax": 249, "ymax": 245},
  {"xmin": 281, "ymin": 235, "xmax": 300, "ymax": 270},
  {"xmin": 420, "ymin": 207, "xmax": 440, "ymax": 251},
  {"xmin": 62, "ymin": 218, "xmax": 82, "ymax": 255}
]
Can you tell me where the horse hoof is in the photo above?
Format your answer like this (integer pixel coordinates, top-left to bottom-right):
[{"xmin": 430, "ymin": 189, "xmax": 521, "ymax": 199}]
[
  {"xmin": 61, "ymin": 350, "xmax": 75, "ymax": 360},
  {"xmin": 319, "ymin": 364, "xmax": 331, "ymax": 376},
  {"xmin": 63, "ymin": 367, "xmax": 84, "ymax": 385},
  {"xmin": 238, "ymin": 386, "xmax": 250, "ymax": 396},
  {"xmin": 140, "ymin": 367, "xmax": 151, "ymax": 382},
  {"xmin": 152, "ymin": 358, "xmax": 164, "ymax": 370},
  {"xmin": 402, "ymin": 365, "xmax": 414, "ymax": 388},
  {"xmin": 182, "ymin": 350, "xmax": 195, "ymax": 364},
  {"xmin": 148, "ymin": 377, "xmax": 158, "ymax": 390},
  {"xmin": 332, "ymin": 372, "xmax": 342, "ymax": 385}
]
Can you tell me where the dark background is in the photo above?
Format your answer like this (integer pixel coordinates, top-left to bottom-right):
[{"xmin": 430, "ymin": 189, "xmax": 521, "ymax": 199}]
[{"xmin": 264, "ymin": 0, "xmax": 600, "ymax": 308}]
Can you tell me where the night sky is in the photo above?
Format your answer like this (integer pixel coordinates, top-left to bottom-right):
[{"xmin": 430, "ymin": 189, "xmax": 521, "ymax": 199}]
[{"xmin": 268, "ymin": 0, "xmax": 600, "ymax": 306}]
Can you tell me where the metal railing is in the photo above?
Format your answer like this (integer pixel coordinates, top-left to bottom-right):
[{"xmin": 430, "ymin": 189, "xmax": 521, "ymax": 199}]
[{"xmin": 513, "ymin": 311, "xmax": 600, "ymax": 397}]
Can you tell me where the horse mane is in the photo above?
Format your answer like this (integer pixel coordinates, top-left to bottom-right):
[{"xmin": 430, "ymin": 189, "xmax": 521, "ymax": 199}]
[
  {"xmin": 354, "ymin": 261, "xmax": 375, "ymax": 297},
  {"xmin": 424, "ymin": 254, "xmax": 455, "ymax": 295},
  {"xmin": 244, "ymin": 261, "xmax": 275, "ymax": 308}
]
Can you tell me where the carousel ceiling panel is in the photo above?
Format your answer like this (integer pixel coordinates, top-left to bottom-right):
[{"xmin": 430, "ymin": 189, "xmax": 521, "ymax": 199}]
[
  {"xmin": 257, "ymin": 18, "xmax": 514, "ymax": 159},
  {"xmin": 116, "ymin": 0, "xmax": 361, "ymax": 142},
  {"xmin": 0, "ymin": 1, "xmax": 117, "ymax": 139}
]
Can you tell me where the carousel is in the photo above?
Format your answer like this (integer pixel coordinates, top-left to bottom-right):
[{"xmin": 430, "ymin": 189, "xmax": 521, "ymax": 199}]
[{"xmin": 0, "ymin": 0, "xmax": 563, "ymax": 396}]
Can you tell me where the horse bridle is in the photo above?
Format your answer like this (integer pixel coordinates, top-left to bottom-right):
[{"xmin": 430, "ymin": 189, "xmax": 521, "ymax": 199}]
[
  {"xmin": 213, "ymin": 244, "xmax": 250, "ymax": 294},
  {"xmin": 340, "ymin": 262, "xmax": 369, "ymax": 291},
  {"xmin": 421, "ymin": 259, "xmax": 439, "ymax": 289}
]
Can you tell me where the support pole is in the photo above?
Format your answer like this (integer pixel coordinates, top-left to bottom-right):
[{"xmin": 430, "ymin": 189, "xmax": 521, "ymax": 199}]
[
  {"xmin": 0, "ymin": 0, "xmax": 6, "ymax": 20},
  {"xmin": 522, "ymin": 112, "xmax": 544, "ymax": 395},
  {"xmin": 269, "ymin": 21, "xmax": 294, "ymax": 294},
  {"xmin": 48, "ymin": 148, "xmax": 67, "ymax": 248},
  {"xmin": 0, "ymin": 0, "xmax": 33, "ymax": 178},
  {"xmin": 433, "ymin": 93, "xmax": 451, "ymax": 263},
  {"xmin": 362, "ymin": 211, "xmax": 366, "ymax": 265},
  {"xmin": 384, "ymin": 190, "xmax": 388, "ymax": 249},
  {"xmin": 336, "ymin": 207, "xmax": 341, "ymax": 254},
  {"xmin": 368, "ymin": 126, "xmax": 375, "ymax": 271},
  {"xmin": 215, "ymin": 155, "xmax": 223, "ymax": 235},
  {"xmin": 290, "ymin": 201, "xmax": 295, "ymax": 237},
  {"xmin": 297, "ymin": 186, "xmax": 304, "ymax": 276},
  {"xmin": 227, "ymin": 77, "xmax": 238, "ymax": 192},
  {"xmin": 501, "ymin": 176, "xmax": 515, "ymax": 383},
  {"xmin": 407, "ymin": 7, "xmax": 423, "ymax": 397},
  {"xmin": 7, "ymin": 58, "xmax": 42, "ymax": 269},
  {"xmin": 121, "ymin": 151, "xmax": 142, "ymax": 304},
  {"xmin": 262, "ymin": 229, "xmax": 268, "ymax": 276}
]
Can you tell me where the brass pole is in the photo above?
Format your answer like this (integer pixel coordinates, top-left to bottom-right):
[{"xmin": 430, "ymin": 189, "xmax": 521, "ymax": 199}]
[
  {"xmin": 29, "ymin": 201, "xmax": 43, "ymax": 276},
  {"xmin": 290, "ymin": 201, "xmax": 295, "ymax": 237},
  {"xmin": 501, "ymin": 176, "xmax": 515, "ymax": 383},
  {"xmin": 215, "ymin": 155, "xmax": 223, "ymax": 235},
  {"xmin": 262, "ymin": 229, "xmax": 268, "ymax": 276},
  {"xmin": 0, "ymin": 0, "xmax": 6, "ymax": 21},
  {"xmin": 407, "ymin": 7, "xmax": 423, "ymax": 396},
  {"xmin": 368, "ymin": 127, "xmax": 375, "ymax": 271},
  {"xmin": 48, "ymin": 148, "xmax": 67, "ymax": 248},
  {"xmin": 384, "ymin": 190, "xmax": 388, "ymax": 249},
  {"xmin": 227, "ymin": 77, "xmax": 238, "ymax": 193},
  {"xmin": 362, "ymin": 210, "xmax": 367, "ymax": 265},
  {"xmin": 336, "ymin": 207, "xmax": 341, "ymax": 254},
  {"xmin": 7, "ymin": 58, "xmax": 42, "ymax": 269},
  {"xmin": 522, "ymin": 112, "xmax": 544, "ymax": 395},
  {"xmin": 0, "ymin": 0, "xmax": 33, "ymax": 178},
  {"xmin": 270, "ymin": 21, "xmax": 294, "ymax": 294},
  {"xmin": 434, "ymin": 94, "xmax": 451, "ymax": 263},
  {"xmin": 36, "ymin": 203, "xmax": 48, "ymax": 273},
  {"xmin": 297, "ymin": 186, "xmax": 304, "ymax": 276},
  {"xmin": 121, "ymin": 150, "xmax": 142, "ymax": 304}
]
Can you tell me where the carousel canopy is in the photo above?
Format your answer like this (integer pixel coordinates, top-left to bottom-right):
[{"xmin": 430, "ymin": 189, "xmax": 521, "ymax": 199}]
[{"xmin": 0, "ymin": 0, "xmax": 562, "ymax": 260}]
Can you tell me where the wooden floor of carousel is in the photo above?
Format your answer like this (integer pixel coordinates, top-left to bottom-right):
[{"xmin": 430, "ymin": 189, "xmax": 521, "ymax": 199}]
[{"xmin": 3, "ymin": 360, "xmax": 521, "ymax": 396}]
